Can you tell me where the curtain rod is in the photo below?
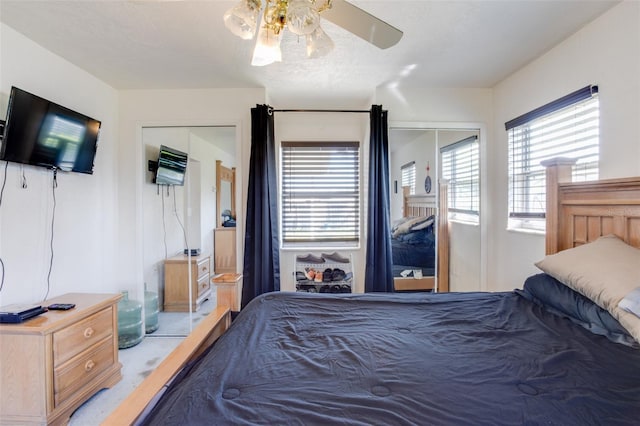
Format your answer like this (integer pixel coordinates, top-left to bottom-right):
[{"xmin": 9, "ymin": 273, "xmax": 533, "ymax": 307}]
[{"xmin": 270, "ymin": 108, "xmax": 371, "ymax": 114}]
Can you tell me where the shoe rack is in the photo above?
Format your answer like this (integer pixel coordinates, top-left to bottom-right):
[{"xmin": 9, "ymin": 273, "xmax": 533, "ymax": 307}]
[{"xmin": 295, "ymin": 252, "xmax": 353, "ymax": 293}]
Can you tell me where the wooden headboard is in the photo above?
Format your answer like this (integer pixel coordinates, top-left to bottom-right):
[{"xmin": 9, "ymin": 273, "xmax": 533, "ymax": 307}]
[
  {"xmin": 402, "ymin": 186, "xmax": 438, "ymax": 218},
  {"xmin": 399, "ymin": 184, "xmax": 450, "ymax": 293},
  {"xmin": 544, "ymin": 159, "xmax": 640, "ymax": 254}
]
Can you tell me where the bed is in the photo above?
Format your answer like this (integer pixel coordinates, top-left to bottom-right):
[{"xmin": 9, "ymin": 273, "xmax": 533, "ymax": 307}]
[
  {"xmin": 392, "ymin": 184, "xmax": 450, "ymax": 292},
  {"xmin": 104, "ymin": 160, "xmax": 640, "ymax": 425}
]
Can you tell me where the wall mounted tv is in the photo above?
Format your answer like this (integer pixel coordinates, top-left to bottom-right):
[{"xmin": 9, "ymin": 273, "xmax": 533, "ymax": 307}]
[
  {"xmin": 154, "ymin": 145, "xmax": 188, "ymax": 186},
  {"xmin": 0, "ymin": 86, "xmax": 100, "ymax": 174}
]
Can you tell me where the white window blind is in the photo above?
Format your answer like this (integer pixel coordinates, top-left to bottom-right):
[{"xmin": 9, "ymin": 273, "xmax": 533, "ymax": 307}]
[
  {"xmin": 441, "ymin": 136, "xmax": 479, "ymax": 216},
  {"xmin": 401, "ymin": 161, "xmax": 416, "ymax": 195},
  {"xmin": 507, "ymin": 85, "xmax": 599, "ymax": 221},
  {"xmin": 281, "ymin": 141, "xmax": 360, "ymax": 243}
]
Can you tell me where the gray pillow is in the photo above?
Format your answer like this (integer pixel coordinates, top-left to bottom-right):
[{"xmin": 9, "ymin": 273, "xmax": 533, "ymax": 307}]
[{"xmin": 517, "ymin": 273, "xmax": 636, "ymax": 346}]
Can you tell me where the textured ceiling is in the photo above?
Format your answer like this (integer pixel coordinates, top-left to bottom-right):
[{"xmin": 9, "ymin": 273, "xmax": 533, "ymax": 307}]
[{"xmin": 0, "ymin": 0, "xmax": 618, "ymax": 101}]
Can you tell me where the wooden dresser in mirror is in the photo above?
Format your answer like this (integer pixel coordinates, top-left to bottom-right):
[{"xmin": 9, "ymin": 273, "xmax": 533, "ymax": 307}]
[{"xmin": 214, "ymin": 160, "xmax": 236, "ymax": 273}]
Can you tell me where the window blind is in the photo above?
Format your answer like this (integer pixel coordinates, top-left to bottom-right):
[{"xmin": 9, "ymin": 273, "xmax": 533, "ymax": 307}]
[
  {"xmin": 401, "ymin": 161, "xmax": 416, "ymax": 195},
  {"xmin": 441, "ymin": 136, "xmax": 479, "ymax": 215},
  {"xmin": 507, "ymin": 86, "xmax": 599, "ymax": 219},
  {"xmin": 281, "ymin": 141, "xmax": 360, "ymax": 243}
]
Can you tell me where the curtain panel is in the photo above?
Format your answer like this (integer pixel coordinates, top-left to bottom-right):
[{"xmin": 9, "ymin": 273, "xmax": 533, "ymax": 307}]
[
  {"xmin": 364, "ymin": 105, "xmax": 394, "ymax": 292},
  {"xmin": 242, "ymin": 104, "xmax": 281, "ymax": 309}
]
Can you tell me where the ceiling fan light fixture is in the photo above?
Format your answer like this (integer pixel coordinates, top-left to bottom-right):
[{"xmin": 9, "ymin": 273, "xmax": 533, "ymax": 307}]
[
  {"xmin": 223, "ymin": 0, "xmax": 262, "ymax": 40},
  {"xmin": 223, "ymin": 0, "xmax": 402, "ymax": 64},
  {"xmin": 306, "ymin": 25, "xmax": 334, "ymax": 58},
  {"xmin": 286, "ymin": 0, "xmax": 321, "ymax": 35},
  {"xmin": 251, "ymin": 21, "xmax": 283, "ymax": 66}
]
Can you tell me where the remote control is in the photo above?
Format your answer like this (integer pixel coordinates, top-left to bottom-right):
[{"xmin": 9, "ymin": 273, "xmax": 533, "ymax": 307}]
[{"xmin": 47, "ymin": 303, "xmax": 76, "ymax": 311}]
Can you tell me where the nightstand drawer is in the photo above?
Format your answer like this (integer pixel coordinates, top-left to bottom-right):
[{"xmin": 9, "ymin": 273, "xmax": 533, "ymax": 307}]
[
  {"xmin": 53, "ymin": 307, "xmax": 113, "ymax": 366},
  {"xmin": 197, "ymin": 258, "xmax": 210, "ymax": 281},
  {"xmin": 197, "ymin": 275, "xmax": 210, "ymax": 298},
  {"xmin": 53, "ymin": 337, "xmax": 114, "ymax": 406}
]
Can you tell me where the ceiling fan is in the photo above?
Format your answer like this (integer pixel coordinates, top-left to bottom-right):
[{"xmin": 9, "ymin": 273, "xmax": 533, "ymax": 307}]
[{"xmin": 223, "ymin": 0, "xmax": 403, "ymax": 66}]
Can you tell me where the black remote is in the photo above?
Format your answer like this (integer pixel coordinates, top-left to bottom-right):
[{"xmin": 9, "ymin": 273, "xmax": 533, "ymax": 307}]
[{"xmin": 48, "ymin": 303, "xmax": 76, "ymax": 310}]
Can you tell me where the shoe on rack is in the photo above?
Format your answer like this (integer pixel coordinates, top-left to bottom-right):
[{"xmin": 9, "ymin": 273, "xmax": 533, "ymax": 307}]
[
  {"xmin": 319, "ymin": 285, "xmax": 331, "ymax": 293},
  {"xmin": 314, "ymin": 271, "xmax": 324, "ymax": 282},
  {"xmin": 296, "ymin": 253, "xmax": 325, "ymax": 264},
  {"xmin": 296, "ymin": 271, "xmax": 307, "ymax": 281},
  {"xmin": 340, "ymin": 284, "xmax": 351, "ymax": 293},
  {"xmin": 321, "ymin": 252, "xmax": 349, "ymax": 263},
  {"xmin": 330, "ymin": 285, "xmax": 341, "ymax": 293},
  {"xmin": 331, "ymin": 269, "xmax": 346, "ymax": 281},
  {"xmin": 323, "ymin": 268, "xmax": 333, "ymax": 282},
  {"xmin": 343, "ymin": 271, "xmax": 353, "ymax": 281},
  {"xmin": 304, "ymin": 267, "xmax": 316, "ymax": 280}
]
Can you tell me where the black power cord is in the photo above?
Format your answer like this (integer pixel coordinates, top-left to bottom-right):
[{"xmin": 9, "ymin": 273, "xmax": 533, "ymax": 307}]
[
  {"xmin": 161, "ymin": 185, "xmax": 168, "ymax": 259},
  {"xmin": 0, "ymin": 161, "xmax": 8, "ymax": 293},
  {"xmin": 43, "ymin": 168, "xmax": 57, "ymax": 301},
  {"xmin": 172, "ymin": 185, "xmax": 189, "ymax": 253}
]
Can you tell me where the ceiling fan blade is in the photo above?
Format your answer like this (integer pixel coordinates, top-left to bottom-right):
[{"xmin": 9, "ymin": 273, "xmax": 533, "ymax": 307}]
[{"xmin": 321, "ymin": 0, "xmax": 403, "ymax": 49}]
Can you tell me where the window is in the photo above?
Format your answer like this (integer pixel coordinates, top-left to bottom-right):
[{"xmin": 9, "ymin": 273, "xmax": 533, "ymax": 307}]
[
  {"xmin": 401, "ymin": 161, "xmax": 416, "ymax": 195},
  {"xmin": 281, "ymin": 141, "xmax": 360, "ymax": 244},
  {"xmin": 506, "ymin": 85, "xmax": 599, "ymax": 230},
  {"xmin": 441, "ymin": 136, "xmax": 479, "ymax": 219}
]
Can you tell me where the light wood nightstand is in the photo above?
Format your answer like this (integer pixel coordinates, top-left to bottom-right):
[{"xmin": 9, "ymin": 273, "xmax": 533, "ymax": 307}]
[
  {"xmin": 164, "ymin": 254, "xmax": 212, "ymax": 312},
  {"xmin": 212, "ymin": 273, "xmax": 243, "ymax": 311},
  {"xmin": 0, "ymin": 293, "xmax": 122, "ymax": 426}
]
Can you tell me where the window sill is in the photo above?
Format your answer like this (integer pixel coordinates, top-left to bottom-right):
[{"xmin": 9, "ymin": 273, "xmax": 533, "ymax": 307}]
[
  {"xmin": 450, "ymin": 218, "xmax": 479, "ymax": 226},
  {"xmin": 281, "ymin": 243, "xmax": 361, "ymax": 251},
  {"xmin": 506, "ymin": 226, "xmax": 545, "ymax": 236}
]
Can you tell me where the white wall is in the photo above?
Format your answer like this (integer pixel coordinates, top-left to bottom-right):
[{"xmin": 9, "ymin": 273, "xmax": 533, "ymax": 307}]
[
  {"xmin": 378, "ymin": 87, "xmax": 494, "ymax": 125},
  {"xmin": 488, "ymin": 1, "xmax": 640, "ymax": 292},
  {"xmin": 0, "ymin": 24, "xmax": 120, "ymax": 306}
]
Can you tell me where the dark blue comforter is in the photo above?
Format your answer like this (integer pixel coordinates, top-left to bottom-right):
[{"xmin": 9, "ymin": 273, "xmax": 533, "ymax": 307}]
[
  {"xmin": 392, "ymin": 230, "xmax": 435, "ymax": 268},
  {"xmin": 142, "ymin": 291, "xmax": 640, "ymax": 425}
]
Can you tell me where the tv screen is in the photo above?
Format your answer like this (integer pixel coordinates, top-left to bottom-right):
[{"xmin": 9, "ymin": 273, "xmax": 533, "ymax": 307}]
[
  {"xmin": 0, "ymin": 86, "xmax": 100, "ymax": 174},
  {"xmin": 155, "ymin": 145, "xmax": 188, "ymax": 186}
]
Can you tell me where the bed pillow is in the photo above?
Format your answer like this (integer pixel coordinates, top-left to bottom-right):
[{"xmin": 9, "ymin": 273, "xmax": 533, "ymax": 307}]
[
  {"xmin": 517, "ymin": 273, "xmax": 635, "ymax": 346},
  {"xmin": 391, "ymin": 216, "xmax": 413, "ymax": 237},
  {"xmin": 411, "ymin": 215, "xmax": 435, "ymax": 231},
  {"xmin": 392, "ymin": 216, "xmax": 433, "ymax": 238},
  {"xmin": 534, "ymin": 235, "xmax": 640, "ymax": 344}
]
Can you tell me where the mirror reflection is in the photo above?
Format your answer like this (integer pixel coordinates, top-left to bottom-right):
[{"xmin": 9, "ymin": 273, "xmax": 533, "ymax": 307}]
[
  {"xmin": 142, "ymin": 126, "xmax": 236, "ymax": 337},
  {"xmin": 389, "ymin": 127, "xmax": 481, "ymax": 293}
]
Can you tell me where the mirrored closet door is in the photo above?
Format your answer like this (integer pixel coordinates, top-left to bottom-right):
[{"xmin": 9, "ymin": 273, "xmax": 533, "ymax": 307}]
[
  {"xmin": 141, "ymin": 125, "xmax": 237, "ymax": 336},
  {"xmin": 389, "ymin": 125, "xmax": 484, "ymax": 293}
]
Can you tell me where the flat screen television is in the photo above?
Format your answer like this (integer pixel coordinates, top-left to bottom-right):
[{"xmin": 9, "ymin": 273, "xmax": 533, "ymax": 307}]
[
  {"xmin": 0, "ymin": 86, "xmax": 100, "ymax": 174},
  {"xmin": 155, "ymin": 145, "xmax": 188, "ymax": 186}
]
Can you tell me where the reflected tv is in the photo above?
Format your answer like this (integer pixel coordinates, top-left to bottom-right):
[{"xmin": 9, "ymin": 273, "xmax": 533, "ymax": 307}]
[
  {"xmin": 0, "ymin": 86, "xmax": 100, "ymax": 174},
  {"xmin": 155, "ymin": 145, "xmax": 188, "ymax": 186}
]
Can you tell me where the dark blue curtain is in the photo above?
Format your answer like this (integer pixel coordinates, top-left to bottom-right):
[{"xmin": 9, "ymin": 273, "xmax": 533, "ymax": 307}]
[
  {"xmin": 242, "ymin": 104, "xmax": 280, "ymax": 309},
  {"xmin": 364, "ymin": 105, "xmax": 394, "ymax": 292}
]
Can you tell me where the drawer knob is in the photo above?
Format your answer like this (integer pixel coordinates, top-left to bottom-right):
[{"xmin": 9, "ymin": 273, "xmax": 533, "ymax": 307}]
[
  {"xmin": 84, "ymin": 327, "xmax": 94, "ymax": 338},
  {"xmin": 85, "ymin": 360, "xmax": 95, "ymax": 372}
]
